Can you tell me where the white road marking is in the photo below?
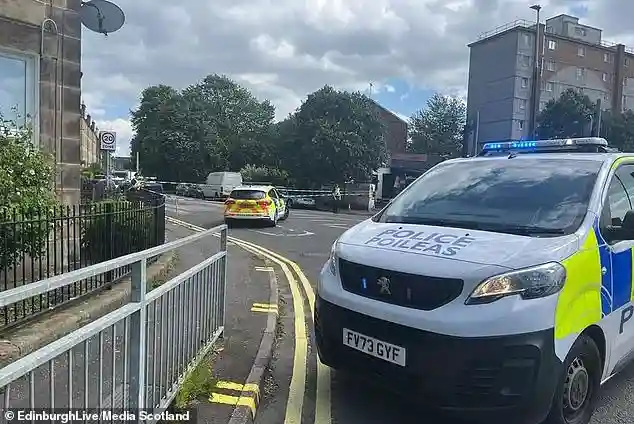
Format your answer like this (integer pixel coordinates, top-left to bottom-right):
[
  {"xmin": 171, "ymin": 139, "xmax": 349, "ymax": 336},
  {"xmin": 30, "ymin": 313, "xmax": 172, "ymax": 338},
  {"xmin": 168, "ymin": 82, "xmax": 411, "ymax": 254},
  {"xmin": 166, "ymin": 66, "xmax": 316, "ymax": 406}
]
[
  {"xmin": 323, "ymin": 224, "xmax": 350, "ymax": 229},
  {"xmin": 249, "ymin": 229, "xmax": 314, "ymax": 237}
]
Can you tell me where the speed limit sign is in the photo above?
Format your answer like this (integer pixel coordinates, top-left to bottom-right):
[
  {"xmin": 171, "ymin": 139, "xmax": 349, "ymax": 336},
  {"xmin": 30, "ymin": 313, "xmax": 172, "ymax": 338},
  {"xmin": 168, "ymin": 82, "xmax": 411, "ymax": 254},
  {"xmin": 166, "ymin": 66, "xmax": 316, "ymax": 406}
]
[{"xmin": 100, "ymin": 131, "xmax": 116, "ymax": 151}]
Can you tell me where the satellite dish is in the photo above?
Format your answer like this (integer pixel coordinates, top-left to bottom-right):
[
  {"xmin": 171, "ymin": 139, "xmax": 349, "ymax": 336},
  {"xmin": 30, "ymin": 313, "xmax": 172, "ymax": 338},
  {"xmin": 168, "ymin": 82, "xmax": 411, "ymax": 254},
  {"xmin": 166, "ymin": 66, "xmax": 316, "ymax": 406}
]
[{"xmin": 80, "ymin": 0, "xmax": 125, "ymax": 36}]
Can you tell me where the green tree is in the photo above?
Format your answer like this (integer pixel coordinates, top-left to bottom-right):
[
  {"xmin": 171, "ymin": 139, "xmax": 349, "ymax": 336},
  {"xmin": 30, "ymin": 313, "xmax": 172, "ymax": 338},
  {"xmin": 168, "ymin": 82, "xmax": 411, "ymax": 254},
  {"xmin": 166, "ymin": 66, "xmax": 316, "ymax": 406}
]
[
  {"xmin": 601, "ymin": 110, "xmax": 634, "ymax": 152},
  {"xmin": 288, "ymin": 86, "xmax": 386, "ymax": 186},
  {"xmin": 240, "ymin": 164, "xmax": 289, "ymax": 186},
  {"xmin": 0, "ymin": 120, "xmax": 59, "ymax": 268},
  {"xmin": 537, "ymin": 88, "xmax": 596, "ymax": 139},
  {"xmin": 408, "ymin": 94, "xmax": 466, "ymax": 158},
  {"xmin": 130, "ymin": 75, "xmax": 276, "ymax": 182}
]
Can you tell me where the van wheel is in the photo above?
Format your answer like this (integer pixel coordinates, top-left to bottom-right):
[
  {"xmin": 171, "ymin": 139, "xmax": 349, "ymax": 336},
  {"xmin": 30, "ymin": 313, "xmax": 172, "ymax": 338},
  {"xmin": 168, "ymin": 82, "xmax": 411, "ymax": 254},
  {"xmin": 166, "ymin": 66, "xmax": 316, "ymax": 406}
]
[{"xmin": 544, "ymin": 334, "xmax": 601, "ymax": 424}]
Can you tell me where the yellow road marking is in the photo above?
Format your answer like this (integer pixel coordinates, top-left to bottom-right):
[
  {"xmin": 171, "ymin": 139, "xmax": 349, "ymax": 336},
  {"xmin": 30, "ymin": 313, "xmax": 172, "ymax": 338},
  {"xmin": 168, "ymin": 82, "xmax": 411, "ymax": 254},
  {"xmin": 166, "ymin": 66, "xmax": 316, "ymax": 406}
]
[
  {"xmin": 228, "ymin": 238, "xmax": 331, "ymax": 424},
  {"xmin": 232, "ymin": 241, "xmax": 308, "ymax": 424},
  {"xmin": 165, "ymin": 216, "xmax": 328, "ymax": 423},
  {"xmin": 210, "ymin": 392, "xmax": 256, "ymax": 417},
  {"xmin": 215, "ymin": 380, "xmax": 259, "ymax": 396},
  {"xmin": 251, "ymin": 306, "xmax": 279, "ymax": 314},
  {"xmin": 253, "ymin": 303, "xmax": 277, "ymax": 308},
  {"xmin": 255, "ymin": 266, "xmax": 274, "ymax": 272}
]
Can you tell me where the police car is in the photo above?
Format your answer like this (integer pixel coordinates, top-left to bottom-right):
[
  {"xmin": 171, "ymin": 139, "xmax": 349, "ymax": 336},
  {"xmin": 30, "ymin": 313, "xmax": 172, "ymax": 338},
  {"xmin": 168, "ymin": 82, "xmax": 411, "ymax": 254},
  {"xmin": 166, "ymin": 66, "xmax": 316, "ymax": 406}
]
[{"xmin": 316, "ymin": 138, "xmax": 634, "ymax": 424}]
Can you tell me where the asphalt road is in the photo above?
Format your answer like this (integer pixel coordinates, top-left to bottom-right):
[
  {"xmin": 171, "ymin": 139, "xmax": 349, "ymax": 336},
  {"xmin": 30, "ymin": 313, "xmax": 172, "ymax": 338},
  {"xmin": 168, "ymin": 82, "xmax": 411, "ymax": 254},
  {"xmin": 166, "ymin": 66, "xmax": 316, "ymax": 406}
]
[{"xmin": 166, "ymin": 195, "xmax": 634, "ymax": 424}]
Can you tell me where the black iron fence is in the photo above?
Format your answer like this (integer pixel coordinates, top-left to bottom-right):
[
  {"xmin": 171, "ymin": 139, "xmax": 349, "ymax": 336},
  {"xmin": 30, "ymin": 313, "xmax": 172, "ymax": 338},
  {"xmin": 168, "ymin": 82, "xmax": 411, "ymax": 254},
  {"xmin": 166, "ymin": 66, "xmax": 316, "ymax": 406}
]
[{"xmin": 0, "ymin": 190, "xmax": 165, "ymax": 330}]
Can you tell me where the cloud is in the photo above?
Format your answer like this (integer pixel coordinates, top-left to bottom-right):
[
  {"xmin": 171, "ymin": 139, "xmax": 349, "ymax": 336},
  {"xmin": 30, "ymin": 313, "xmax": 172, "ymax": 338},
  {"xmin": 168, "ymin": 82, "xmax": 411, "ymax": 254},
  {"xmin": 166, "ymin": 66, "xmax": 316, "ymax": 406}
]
[
  {"xmin": 96, "ymin": 118, "xmax": 134, "ymax": 157},
  {"xmin": 80, "ymin": 0, "xmax": 632, "ymax": 151}
]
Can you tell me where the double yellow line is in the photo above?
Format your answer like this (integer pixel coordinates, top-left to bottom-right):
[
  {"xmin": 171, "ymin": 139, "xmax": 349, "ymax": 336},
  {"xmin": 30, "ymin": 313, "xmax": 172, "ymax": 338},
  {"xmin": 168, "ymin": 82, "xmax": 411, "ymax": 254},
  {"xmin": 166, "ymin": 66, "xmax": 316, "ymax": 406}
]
[{"xmin": 166, "ymin": 217, "xmax": 331, "ymax": 424}]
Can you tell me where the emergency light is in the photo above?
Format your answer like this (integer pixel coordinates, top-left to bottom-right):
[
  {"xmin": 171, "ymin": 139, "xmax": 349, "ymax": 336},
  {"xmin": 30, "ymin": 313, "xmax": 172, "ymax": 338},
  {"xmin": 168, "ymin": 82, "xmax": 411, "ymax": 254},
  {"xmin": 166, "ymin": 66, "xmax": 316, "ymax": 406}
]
[{"xmin": 478, "ymin": 137, "xmax": 614, "ymax": 156}]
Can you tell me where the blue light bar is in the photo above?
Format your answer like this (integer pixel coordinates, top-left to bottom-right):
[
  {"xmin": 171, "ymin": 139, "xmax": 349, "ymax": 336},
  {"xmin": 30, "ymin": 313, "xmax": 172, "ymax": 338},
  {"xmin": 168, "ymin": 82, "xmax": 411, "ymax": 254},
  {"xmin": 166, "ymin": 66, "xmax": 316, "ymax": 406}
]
[{"xmin": 481, "ymin": 137, "xmax": 608, "ymax": 152}]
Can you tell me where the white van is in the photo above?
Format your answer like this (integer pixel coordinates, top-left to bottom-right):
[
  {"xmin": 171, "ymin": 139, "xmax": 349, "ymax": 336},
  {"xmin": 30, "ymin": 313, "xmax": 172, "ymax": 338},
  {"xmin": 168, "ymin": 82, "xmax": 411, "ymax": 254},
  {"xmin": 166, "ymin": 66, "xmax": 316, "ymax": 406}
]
[
  {"xmin": 202, "ymin": 172, "xmax": 243, "ymax": 199},
  {"xmin": 316, "ymin": 137, "xmax": 634, "ymax": 424}
]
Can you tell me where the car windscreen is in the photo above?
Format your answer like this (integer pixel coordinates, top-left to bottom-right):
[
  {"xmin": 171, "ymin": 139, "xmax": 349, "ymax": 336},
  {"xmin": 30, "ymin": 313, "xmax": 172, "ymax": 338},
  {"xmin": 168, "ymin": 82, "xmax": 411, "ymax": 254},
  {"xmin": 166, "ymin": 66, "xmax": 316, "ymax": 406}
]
[
  {"xmin": 376, "ymin": 158, "xmax": 602, "ymax": 236},
  {"xmin": 230, "ymin": 190, "xmax": 266, "ymax": 200}
]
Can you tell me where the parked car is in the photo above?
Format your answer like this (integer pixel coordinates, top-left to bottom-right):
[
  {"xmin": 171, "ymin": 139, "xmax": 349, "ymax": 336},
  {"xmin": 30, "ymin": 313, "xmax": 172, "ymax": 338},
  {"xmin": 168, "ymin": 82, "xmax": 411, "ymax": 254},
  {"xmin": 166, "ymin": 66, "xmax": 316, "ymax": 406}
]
[
  {"xmin": 187, "ymin": 184, "xmax": 204, "ymax": 198},
  {"xmin": 176, "ymin": 183, "xmax": 190, "ymax": 196}
]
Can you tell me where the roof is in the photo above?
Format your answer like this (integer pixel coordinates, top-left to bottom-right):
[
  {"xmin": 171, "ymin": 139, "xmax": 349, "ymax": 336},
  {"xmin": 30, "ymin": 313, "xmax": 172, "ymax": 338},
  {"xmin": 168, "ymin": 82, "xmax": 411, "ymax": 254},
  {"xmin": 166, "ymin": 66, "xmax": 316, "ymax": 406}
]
[{"xmin": 233, "ymin": 185, "xmax": 274, "ymax": 191}]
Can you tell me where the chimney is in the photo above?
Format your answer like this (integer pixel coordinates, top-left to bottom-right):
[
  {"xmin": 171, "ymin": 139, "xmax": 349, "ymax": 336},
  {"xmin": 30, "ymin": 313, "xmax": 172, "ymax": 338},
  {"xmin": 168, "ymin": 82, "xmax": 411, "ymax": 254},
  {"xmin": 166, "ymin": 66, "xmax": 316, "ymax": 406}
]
[
  {"xmin": 80, "ymin": 103, "xmax": 86, "ymax": 117},
  {"xmin": 91, "ymin": 122, "xmax": 96, "ymax": 132}
]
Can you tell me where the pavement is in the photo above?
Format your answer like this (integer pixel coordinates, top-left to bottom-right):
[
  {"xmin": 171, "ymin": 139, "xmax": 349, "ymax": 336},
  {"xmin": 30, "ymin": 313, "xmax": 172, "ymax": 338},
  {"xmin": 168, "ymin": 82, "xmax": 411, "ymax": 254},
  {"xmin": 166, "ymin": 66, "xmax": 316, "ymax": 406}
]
[{"xmin": 165, "ymin": 195, "xmax": 634, "ymax": 424}]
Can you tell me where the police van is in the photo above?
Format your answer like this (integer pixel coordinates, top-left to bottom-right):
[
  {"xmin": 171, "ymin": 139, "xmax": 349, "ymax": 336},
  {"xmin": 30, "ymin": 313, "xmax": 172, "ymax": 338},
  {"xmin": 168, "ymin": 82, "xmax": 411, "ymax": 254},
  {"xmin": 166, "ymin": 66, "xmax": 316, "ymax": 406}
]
[{"xmin": 316, "ymin": 138, "xmax": 634, "ymax": 424}]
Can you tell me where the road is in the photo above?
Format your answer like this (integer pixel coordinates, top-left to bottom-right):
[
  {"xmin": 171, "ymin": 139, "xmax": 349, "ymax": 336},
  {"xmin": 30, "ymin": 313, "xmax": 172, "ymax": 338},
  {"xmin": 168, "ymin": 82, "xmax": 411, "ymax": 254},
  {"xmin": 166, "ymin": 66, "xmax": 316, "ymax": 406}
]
[{"xmin": 167, "ymin": 195, "xmax": 634, "ymax": 424}]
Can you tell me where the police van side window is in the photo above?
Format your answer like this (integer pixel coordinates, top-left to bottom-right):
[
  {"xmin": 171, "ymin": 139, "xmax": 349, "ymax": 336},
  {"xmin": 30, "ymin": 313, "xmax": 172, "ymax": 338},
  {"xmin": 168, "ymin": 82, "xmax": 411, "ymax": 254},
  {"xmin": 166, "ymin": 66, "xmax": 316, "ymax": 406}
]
[{"xmin": 600, "ymin": 171, "xmax": 634, "ymax": 243}]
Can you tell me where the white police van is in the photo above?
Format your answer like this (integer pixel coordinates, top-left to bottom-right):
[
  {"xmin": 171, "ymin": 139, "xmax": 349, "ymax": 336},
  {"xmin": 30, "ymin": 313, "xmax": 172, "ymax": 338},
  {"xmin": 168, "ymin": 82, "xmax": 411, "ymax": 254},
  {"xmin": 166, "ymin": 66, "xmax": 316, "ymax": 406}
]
[{"xmin": 316, "ymin": 138, "xmax": 634, "ymax": 424}]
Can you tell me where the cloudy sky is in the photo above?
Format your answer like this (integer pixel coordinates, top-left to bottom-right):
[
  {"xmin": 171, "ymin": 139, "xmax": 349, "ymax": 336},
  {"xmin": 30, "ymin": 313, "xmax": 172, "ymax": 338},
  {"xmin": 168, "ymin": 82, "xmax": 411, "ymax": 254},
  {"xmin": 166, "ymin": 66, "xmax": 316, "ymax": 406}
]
[{"xmin": 81, "ymin": 0, "xmax": 633, "ymax": 157}]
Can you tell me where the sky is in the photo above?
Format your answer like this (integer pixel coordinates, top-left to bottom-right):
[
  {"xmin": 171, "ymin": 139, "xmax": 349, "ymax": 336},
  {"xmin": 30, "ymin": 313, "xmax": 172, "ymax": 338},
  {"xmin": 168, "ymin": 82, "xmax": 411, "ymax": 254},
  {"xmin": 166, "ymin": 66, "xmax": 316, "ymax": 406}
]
[{"xmin": 80, "ymin": 0, "xmax": 634, "ymax": 157}]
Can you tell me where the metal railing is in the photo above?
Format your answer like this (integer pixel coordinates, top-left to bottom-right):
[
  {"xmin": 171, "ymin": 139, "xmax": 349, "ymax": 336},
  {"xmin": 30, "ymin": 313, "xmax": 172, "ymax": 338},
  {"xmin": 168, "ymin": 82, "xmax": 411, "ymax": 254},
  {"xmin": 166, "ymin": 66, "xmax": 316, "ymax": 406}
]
[
  {"xmin": 0, "ymin": 223, "xmax": 227, "ymax": 419},
  {"xmin": 0, "ymin": 193, "xmax": 166, "ymax": 331}
]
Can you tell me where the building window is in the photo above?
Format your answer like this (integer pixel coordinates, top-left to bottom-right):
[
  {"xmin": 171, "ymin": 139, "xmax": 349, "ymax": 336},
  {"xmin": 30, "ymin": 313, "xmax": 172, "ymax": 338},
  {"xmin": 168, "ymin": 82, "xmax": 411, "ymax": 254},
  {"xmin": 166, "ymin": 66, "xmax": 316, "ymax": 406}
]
[
  {"xmin": 518, "ymin": 120, "xmax": 524, "ymax": 130},
  {"xmin": 521, "ymin": 77, "xmax": 529, "ymax": 88},
  {"xmin": 576, "ymin": 68, "xmax": 585, "ymax": 80},
  {"xmin": 604, "ymin": 52, "xmax": 611, "ymax": 62},
  {"xmin": 545, "ymin": 26, "xmax": 553, "ymax": 33},
  {"xmin": 546, "ymin": 60, "xmax": 556, "ymax": 71},
  {"xmin": 522, "ymin": 33, "xmax": 531, "ymax": 47},
  {"xmin": 548, "ymin": 40, "xmax": 556, "ymax": 50},
  {"xmin": 604, "ymin": 92, "xmax": 609, "ymax": 101},
  {"xmin": 546, "ymin": 82, "xmax": 554, "ymax": 92},
  {"xmin": 519, "ymin": 99, "xmax": 526, "ymax": 110},
  {"xmin": 577, "ymin": 46, "xmax": 585, "ymax": 56},
  {"xmin": 539, "ymin": 101, "xmax": 546, "ymax": 111},
  {"xmin": 575, "ymin": 27, "xmax": 587, "ymax": 36},
  {"xmin": 624, "ymin": 78, "xmax": 628, "ymax": 87},
  {"xmin": 0, "ymin": 49, "xmax": 38, "ymax": 139},
  {"xmin": 519, "ymin": 54, "xmax": 530, "ymax": 67},
  {"xmin": 603, "ymin": 73, "xmax": 608, "ymax": 82}
]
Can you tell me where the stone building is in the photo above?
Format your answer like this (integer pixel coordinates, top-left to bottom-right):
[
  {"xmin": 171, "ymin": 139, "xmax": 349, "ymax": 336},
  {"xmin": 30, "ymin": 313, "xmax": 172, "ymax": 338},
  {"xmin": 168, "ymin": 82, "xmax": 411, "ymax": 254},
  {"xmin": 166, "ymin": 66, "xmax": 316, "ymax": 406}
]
[
  {"xmin": 0, "ymin": 0, "xmax": 82, "ymax": 204},
  {"xmin": 80, "ymin": 103, "xmax": 99, "ymax": 166}
]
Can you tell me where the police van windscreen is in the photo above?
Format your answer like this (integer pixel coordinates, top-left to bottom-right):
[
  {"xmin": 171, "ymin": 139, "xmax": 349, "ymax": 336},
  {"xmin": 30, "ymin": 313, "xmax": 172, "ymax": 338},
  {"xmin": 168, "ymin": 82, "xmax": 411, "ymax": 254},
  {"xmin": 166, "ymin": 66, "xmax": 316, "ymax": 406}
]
[
  {"xmin": 376, "ymin": 158, "xmax": 602, "ymax": 236},
  {"xmin": 230, "ymin": 190, "xmax": 266, "ymax": 200}
]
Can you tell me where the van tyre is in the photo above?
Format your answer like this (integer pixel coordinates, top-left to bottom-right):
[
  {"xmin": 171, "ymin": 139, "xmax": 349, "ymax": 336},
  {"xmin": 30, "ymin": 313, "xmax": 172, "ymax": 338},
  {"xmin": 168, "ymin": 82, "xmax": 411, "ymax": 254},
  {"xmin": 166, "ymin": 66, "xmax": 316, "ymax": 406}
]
[{"xmin": 544, "ymin": 334, "xmax": 601, "ymax": 424}]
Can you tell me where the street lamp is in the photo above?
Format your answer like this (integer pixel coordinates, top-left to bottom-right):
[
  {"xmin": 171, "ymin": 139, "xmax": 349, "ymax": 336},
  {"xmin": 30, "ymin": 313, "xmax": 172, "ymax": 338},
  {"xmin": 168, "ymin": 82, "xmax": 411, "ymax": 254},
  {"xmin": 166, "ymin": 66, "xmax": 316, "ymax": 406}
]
[{"xmin": 529, "ymin": 4, "xmax": 542, "ymax": 138}]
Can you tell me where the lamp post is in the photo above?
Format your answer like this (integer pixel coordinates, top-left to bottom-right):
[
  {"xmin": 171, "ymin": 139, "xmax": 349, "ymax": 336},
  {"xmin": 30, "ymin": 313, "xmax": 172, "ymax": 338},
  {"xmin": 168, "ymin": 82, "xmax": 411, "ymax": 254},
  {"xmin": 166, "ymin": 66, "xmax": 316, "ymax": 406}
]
[{"xmin": 529, "ymin": 4, "xmax": 542, "ymax": 138}]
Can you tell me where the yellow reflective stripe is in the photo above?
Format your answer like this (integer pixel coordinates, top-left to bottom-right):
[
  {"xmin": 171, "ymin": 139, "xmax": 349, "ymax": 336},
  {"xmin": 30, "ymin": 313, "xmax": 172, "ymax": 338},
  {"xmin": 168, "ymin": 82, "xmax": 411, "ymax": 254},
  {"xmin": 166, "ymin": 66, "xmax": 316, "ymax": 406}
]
[{"xmin": 555, "ymin": 230, "xmax": 602, "ymax": 339}]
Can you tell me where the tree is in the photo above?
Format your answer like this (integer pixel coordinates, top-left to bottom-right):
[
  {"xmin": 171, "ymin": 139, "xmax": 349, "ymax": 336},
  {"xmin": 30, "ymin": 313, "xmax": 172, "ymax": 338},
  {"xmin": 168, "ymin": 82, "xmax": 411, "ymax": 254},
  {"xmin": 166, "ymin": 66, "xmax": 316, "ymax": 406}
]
[
  {"xmin": 287, "ymin": 86, "xmax": 386, "ymax": 186},
  {"xmin": 537, "ymin": 88, "xmax": 596, "ymax": 139},
  {"xmin": 601, "ymin": 110, "xmax": 634, "ymax": 152},
  {"xmin": 408, "ymin": 94, "xmax": 466, "ymax": 158},
  {"xmin": 240, "ymin": 164, "xmax": 289, "ymax": 186},
  {"xmin": 130, "ymin": 75, "xmax": 276, "ymax": 182},
  {"xmin": 0, "ymin": 120, "xmax": 59, "ymax": 268}
]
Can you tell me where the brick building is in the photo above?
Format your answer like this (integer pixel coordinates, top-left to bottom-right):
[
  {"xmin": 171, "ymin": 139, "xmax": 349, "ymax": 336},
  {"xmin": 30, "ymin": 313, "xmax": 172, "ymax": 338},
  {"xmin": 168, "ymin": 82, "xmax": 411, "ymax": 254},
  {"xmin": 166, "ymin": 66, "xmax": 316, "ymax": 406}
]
[
  {"xmin": 466, "ymin": 14, "xmax": 634, "ymax": 155},
  {"xmin": 0, "ymin": 0, "xmax": 83, "ymax": 204}
]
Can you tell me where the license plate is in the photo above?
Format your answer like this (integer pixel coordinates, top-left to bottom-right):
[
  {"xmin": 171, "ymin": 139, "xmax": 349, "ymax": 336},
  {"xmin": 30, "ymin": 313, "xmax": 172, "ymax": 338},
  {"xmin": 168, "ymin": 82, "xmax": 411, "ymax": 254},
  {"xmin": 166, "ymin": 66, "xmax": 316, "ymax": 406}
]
[{"xmin": 342, "ymin": 328, "xmax": 406, "ymax": 366}]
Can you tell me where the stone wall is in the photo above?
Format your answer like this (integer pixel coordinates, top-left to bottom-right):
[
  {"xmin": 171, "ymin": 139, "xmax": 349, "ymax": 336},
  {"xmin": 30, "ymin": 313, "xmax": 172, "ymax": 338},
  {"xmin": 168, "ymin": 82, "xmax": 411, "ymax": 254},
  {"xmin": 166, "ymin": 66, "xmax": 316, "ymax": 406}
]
[
  {"xmin": 0, "ymin": 0, "xmax": 83, "ymax": 205},
  {"xmin": 80, "ymin": 103, "xmax": 100, "ymax": 166}
]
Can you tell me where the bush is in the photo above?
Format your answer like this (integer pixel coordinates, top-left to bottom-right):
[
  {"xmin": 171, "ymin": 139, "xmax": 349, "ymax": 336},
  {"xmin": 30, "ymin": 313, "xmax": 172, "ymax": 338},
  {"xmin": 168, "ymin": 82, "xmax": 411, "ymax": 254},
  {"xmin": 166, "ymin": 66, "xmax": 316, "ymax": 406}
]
[
  {"xmin": 0, "ymin": 119, "xmax": 59, "ymax": 268},
  {"xmin": 80, "ymin": 199, "xmax": 157, "ymax": 263},
  {"xmin": 240, "ymin": 164, "xmax": 289, "ymax": 186}
]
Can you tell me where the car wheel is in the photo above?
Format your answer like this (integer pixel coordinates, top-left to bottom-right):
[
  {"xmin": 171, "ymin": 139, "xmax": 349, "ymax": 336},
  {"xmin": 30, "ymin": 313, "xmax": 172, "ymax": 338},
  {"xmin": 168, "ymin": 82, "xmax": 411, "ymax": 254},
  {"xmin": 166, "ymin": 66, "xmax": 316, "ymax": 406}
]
[
  {"xmin": 544, "ymin": 334, "xmax": 601, "ymax": 424},
  {"xmin": 282, "ymin": 206, "xmax": 290, "ymax": 220}
]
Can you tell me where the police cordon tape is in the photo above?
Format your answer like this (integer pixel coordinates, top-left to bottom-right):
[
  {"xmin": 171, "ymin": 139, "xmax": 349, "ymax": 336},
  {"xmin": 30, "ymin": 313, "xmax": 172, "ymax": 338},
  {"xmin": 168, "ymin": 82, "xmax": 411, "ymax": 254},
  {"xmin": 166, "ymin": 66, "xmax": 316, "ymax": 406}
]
[{"xmin": 152, "ymin": 181, "xmax": 372, "ymax": 198}]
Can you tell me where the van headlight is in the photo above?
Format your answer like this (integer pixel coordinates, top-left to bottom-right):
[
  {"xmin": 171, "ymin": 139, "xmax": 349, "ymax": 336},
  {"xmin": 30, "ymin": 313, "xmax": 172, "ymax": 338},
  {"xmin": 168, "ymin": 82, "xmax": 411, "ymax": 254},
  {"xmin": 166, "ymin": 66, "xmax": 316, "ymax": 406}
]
[
  {"xmin": 328, "ymin": 241, "xmax": 339, "ymax": 276},
  {"xmin": 466, "ymin": 262, "xmax": 566, "ymax": 305}
]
